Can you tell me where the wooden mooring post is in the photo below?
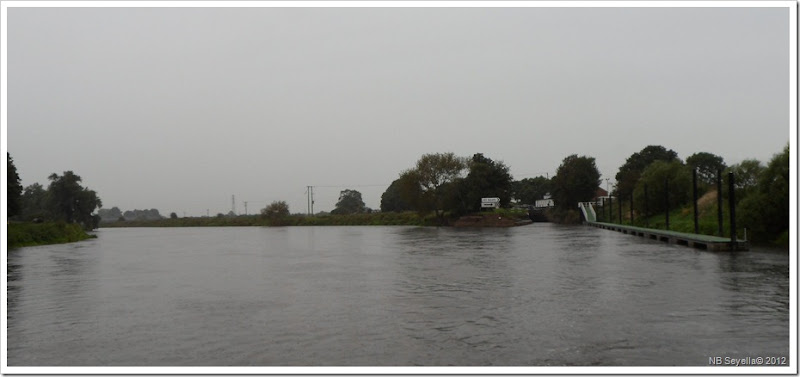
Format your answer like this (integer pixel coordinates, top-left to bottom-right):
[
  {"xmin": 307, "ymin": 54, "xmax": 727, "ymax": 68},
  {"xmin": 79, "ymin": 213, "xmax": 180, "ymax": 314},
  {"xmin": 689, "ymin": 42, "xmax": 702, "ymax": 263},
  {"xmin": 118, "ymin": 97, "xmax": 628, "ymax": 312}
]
[
  {"xmin": 609, "ymin": 196, "xmax": 614, "ymax": 223},
  {"xmin": 693, "ymin": 168, "xmax": 699, "ymax": 234},
  {"xmin": 729, "ymin": 172, "xmax": 737, "ymax": 249},
  {"xmin": 644, "ymin": 184, "xmax": 649, "ymax": 228},
  {"xmin": 665, "ymin": 178, "xmax": 670, "ymax": 230},
  {"xmin": 717, "ymin": 169, "xmax": 723, "ymax": 237},
  {"xmin": 630, "ymin": 192, "xmax": 634, "ymax": 225}
]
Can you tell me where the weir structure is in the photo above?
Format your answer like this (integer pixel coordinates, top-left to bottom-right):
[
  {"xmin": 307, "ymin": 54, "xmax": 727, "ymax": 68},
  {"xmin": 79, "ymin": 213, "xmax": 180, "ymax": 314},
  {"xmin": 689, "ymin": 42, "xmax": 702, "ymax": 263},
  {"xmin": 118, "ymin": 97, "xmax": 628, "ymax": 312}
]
[{"xmin": 578, "ymin": 202, "xmax": 748, "ymax": 251}]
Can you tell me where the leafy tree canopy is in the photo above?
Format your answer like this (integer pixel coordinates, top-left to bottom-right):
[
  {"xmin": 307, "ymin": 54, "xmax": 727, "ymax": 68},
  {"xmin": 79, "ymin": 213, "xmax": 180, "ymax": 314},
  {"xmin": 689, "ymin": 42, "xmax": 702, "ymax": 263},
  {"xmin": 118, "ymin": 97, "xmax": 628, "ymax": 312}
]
[
  {"xmin": 551, "ymin": 154, "xmax": 601, "ymax": 210},
  {"xmin": 98, "ymin": 207, "xmax": 124, "ymax": 222},
  {"xmin": 725, "ymin": 159, "xmax": 764, "ymax": 192},
  {"xmin": 512, "ymin": 176, "xmax": 551, "ymax": 205},
  {"xmin": 737, "ymin": 144, "xmax": 789, "ymax": 243},
  {"xmin": 261, "ymin": 201, "xmax": 289, "ymax": 218},
  {"xmin": 7, "ymin": 153, "xmax": 23, "ymax": 218},
  {"xmin": 380, "ymin": 179, "xmax": 413, "ymax": 213},
  {"xmin": 459, "ymin": 153, "xmax": 513, "ymax": 213},
  {"xmin": 633, "ymin": 160, "xmax": 692, "ymax": 216},
  {"xmin": 122, "ymin": 209, "xmax": 163, "ymax": 221},
  {"xmin": 332, "ymin": 189, "xmax": 366, "ymax": 215},
  {"xmin": 46, "ymin": 171, "xmax": 102, "ymax": 229},
  {"xmin": 686, "ymin": 152, "xmax": 726, "ymax": 186},
  {"xmin": 415, "ymin": 152, "xmax": 467, "ymax": 193},
  {"xmin": 615, "ymin": 145, "xmax": 679, "ymax": 198},
  {"xmin": 397, "ymin": 169, "xmax": 432, "ymax": 215},
  {"xmin": 398, "ymin": 152, "xmax": 467, "ymax": 223},
  {"xmin": 21, "ymin": 183, "xmax": 48, "ymax": 220}
]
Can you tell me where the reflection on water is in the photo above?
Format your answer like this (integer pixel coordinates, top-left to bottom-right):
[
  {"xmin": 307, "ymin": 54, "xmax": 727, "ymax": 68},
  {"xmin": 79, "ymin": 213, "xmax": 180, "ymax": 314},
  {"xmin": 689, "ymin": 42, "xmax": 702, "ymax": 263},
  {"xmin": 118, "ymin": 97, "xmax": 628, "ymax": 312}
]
[{"xmin": 6, "ymin": 225, "xmax": 789, "ymax": 366}]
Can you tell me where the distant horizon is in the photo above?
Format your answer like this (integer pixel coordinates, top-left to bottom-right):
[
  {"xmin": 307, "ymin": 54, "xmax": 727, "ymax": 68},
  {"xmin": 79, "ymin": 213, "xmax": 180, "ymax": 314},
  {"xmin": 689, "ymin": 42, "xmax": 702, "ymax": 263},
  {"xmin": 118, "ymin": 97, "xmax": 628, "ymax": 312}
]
[{"xmin": 4, "ymin": 2, "xmax": 793, "ymax": 216}]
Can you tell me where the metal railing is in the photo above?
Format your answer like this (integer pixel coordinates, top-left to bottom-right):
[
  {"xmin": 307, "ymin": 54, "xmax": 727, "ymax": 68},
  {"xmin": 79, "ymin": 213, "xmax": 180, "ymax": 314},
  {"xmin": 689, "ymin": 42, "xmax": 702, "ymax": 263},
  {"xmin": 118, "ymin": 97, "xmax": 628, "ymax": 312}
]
[{"xmin": 578, "ymin": 202, "xmax": 597, "ymax": 223}]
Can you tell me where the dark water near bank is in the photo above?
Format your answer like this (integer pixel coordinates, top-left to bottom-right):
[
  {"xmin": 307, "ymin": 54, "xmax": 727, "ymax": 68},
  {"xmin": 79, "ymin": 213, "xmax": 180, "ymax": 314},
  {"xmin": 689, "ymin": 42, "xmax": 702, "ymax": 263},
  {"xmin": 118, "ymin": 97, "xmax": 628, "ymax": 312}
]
[{"xmin": 6, "ymin": 224, "xmax": 789, "ymax": 366}]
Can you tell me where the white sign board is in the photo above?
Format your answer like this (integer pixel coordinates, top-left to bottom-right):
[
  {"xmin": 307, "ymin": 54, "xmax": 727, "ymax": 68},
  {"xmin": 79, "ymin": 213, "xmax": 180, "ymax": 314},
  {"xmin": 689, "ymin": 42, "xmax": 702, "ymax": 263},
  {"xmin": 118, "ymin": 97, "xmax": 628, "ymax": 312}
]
[
  {"xmin": 481, "ymin": 197, "xmax": 500, "ymax": 203},
  {"xmin": 481, "ymin": 202, "xmax": 499, "ymax": 208}
]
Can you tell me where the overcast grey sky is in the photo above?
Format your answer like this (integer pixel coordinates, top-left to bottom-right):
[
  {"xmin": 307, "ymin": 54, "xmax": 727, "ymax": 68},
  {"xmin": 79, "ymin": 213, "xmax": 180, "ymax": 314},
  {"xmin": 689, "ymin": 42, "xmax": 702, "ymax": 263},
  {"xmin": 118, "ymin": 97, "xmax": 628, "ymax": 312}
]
[{"xmin": 5, "ymin": 4, "xmax": 792, "ymax": 216}]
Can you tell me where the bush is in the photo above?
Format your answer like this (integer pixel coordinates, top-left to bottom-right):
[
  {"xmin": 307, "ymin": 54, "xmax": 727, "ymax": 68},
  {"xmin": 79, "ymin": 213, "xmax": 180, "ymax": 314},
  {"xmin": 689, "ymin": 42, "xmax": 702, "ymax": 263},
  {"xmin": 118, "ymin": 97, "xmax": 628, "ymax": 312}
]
[
  {"xmin": 261, "ymin": 201, "xmax": 290, "ymax": 219},
  {"xmin": 545, "ymin": 208, "xmax": 581, "ymax": 224},
  {"xmin": 633, "ymin": 160, "xmax": 693, "ymax": 216},
  {"xmin": 100, "ymin": 211, "xmax": 430, "ymax": 227},
  {"xmin": 492, "ymin": 207, "xmax": 529, "ymax": 220},
  {"xmin": 736, "ymin": 145, "xmax": 789, "ymax": 244},
  {"xmin": 8, "ymin": 222, "xmax": 93, "ymax": 248}
]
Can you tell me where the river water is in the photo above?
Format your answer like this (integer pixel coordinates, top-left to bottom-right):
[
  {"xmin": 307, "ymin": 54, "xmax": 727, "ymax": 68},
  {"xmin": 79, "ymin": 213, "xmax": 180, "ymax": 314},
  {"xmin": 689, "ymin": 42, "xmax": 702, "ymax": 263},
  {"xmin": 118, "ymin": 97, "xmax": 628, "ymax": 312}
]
[{"xmin": 6, "ymin": 224, "xmax": 789, "ymax": 366}]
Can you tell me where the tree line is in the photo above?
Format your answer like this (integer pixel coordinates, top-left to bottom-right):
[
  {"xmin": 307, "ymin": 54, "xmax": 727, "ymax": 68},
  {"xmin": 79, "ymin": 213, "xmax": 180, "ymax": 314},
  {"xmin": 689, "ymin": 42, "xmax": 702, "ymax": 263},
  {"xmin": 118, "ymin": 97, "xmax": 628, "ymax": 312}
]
[
  {"xmin": 367, "ymin": 145, "xmax": 787, "ymax": 244},
  {"xmin": 10, "ymin": 144, "xmax": 784, "ymax": 243},
  {"xmin": 97, "ymin": 207, "xmax": 165, "ymax": 222},
  {"xmin": 255, "ymin": 152, "xmax": 553, "ymax": 224},
  {"xmin": 7, "ymin": 153, "xmax": 102, "ymax": 230},
  {"xmin": 609, "ymin": 144, "xmax": 789, "ymax": 244},
  {"xmin": 376, "ymin": 152, "xmax": 602, "ymax": 223}
]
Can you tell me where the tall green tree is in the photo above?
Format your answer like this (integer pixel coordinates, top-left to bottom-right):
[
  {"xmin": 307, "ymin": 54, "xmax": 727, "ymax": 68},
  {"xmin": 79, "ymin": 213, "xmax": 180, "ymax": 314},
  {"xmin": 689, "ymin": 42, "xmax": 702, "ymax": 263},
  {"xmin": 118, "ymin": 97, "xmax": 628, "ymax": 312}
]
[
  {"xmin": 46, "ymin": 171, "xmax": 102, "ymax": 229},
  {"xmin": 261, "ymin": 201, "xmax": 289, "ymax": 218},
  {"xmin": 551, "ymin": 154, "xmax": 601, "ymax": 210},
  {"xmin": 98, "ymin": 206, "xmax": 124, "ymax": 222},
  {"xmin": 20, "ymin": 183, "xmax": 47, "ymax": 220},
  {"xmin": 397, "ymin": 169, "xmax": 431, "ymax": 215},
  {"xmin": 512, "ymin": 176, "xmax": 551, "ymax": 205},
  {"xmin": 7, "ymin": 153, "xmax": 23, "ymax": 218},
  {"xmin": 123, "ymin": 208, "xmax": 163, "ymax": 221},
  {"xmin": 633, "ymin": 160, "xmax": 692, "ymax": 216},
  {"xmin": 380, "ymin": 179, "xmax": 413, "ymax": 213},
  {"xmin": 615, "ymin": 145, "xmax": 679, "ymax": 199},
  {"xmin": 332, "ymin": 189, "xmax": 366, "ymax": 215},
  {"xmin": 737, "ymin": 144, "xmax": 789, "ymax": 243},
  {"xmin": 459, "ymin": 153, "xmax": 513, "ymax": 213},
  {"xmin": 726, "ymin": 159, "xmax": 764, "ymax": 193},
  {"xmin": 398, "ymin": 152, "xmax": 467, "ymax": 223},
  {"xmin": 686, "ymin": 152, "xmax": 727, "ymax": 186}
]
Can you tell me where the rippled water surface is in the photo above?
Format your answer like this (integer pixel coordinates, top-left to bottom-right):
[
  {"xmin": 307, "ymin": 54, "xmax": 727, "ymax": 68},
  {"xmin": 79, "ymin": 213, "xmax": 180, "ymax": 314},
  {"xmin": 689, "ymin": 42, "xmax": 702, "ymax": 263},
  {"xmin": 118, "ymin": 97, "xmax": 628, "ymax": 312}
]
[{"xmin": 6, "ymin": 225, "xmax": 789, "ymax": 366}]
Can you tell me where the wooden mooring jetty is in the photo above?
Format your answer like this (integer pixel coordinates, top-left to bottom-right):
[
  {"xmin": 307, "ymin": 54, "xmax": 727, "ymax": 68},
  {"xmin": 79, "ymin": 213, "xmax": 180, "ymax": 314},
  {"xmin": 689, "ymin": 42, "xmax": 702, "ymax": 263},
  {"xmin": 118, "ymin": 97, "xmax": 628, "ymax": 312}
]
[
  {"xmin": 588, "ymin": 221, "xmax": 749, "ymax": 251},
  {"xmin": 578, "ymin": 202, "xmax": 748, "ymax": 251}
]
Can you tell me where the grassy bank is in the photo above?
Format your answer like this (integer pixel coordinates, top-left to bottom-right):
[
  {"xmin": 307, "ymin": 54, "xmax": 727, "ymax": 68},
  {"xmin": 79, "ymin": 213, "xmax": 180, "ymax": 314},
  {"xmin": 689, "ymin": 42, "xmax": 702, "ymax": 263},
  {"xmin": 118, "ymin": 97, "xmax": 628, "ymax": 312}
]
[
  {"xmin": 100, "ymin": 211, "xmax": 439, "ymax": 228},
  {"xmin": 7, "ymin": 222, "xmax": 95, "ymax": 248},
  {"xmin": 101, "ymin": 209, "xmax": 535, "ymax": 228}
]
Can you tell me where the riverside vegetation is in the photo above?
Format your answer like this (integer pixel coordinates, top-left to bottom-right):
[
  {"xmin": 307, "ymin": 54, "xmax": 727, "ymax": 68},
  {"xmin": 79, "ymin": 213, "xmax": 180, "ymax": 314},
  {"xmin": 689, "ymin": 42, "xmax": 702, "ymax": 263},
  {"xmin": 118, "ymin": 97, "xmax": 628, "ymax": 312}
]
[
  {"xmin": 7, "ymin": 222, "xmax": 96, "ymax": 248},
  {"xmin": 6, "ymin": 153, "xmax": 101, "ymax": 248},
  {"xmin": 101, "ymin": 209, "xmax": 531, "ymax": 228},
  {"xmin": 595, "ymin": 145, "xmax": 790, "ymax": 247},
  {"xmin": 8, "ymin": 144, "xmax": 789, "ymax": 247}
]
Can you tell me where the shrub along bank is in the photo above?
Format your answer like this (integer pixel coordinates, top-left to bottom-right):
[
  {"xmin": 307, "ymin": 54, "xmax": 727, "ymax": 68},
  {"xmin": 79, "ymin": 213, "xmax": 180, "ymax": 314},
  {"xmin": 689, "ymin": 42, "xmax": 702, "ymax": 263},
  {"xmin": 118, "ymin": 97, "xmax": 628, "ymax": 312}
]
[
  {"xmin": 7, "ymin": 222, "xmax": 95, "ymax": 248},
  {"xmin": 594, "ymin": 190, "xmax": 788, "ymax": 248},
  {"xmin": 100, "ymin": 211, "xmax": 439, "ymax": 228},
  {"xmin": 100, "ymin": 209, "xmax": 536, "ymax": 228}
]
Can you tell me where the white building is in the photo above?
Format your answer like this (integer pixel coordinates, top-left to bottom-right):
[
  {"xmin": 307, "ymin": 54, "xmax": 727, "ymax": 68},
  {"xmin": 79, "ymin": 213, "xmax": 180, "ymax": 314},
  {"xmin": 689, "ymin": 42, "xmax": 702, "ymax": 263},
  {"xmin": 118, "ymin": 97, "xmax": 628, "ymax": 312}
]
[{"xmin": 535, "ymin": 193, "xmax": 554, "ymax": 208}]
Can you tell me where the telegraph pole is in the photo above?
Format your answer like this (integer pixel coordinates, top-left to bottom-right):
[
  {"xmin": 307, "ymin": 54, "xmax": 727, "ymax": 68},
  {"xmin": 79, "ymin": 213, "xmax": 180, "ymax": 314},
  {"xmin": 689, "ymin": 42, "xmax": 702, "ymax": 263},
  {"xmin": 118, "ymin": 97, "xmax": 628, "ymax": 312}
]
[
  {"xmin": 729, "ymin": 172, "xmax": 737, "ymax": 248},
  {"xmin": 717, "ymin": 169, "xmax": 724, "ymax": 236},
  {"xmin": 231, "ymin": 195, "xmax": 236, "ymax": 215},
  {"xmin": 306, "ymin": 186, "xmax": 316, "ymax": 215},
  {"xmin": 692, "ymin": 169, "xmax": 698, "ymax": 234},
  {"xmin": 244, "ymin": 201, "xmax": 248, "ymax": 215},
  {"xmin": 307, "ymin": 186, "xmax": 312, "ymax": 215}
]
